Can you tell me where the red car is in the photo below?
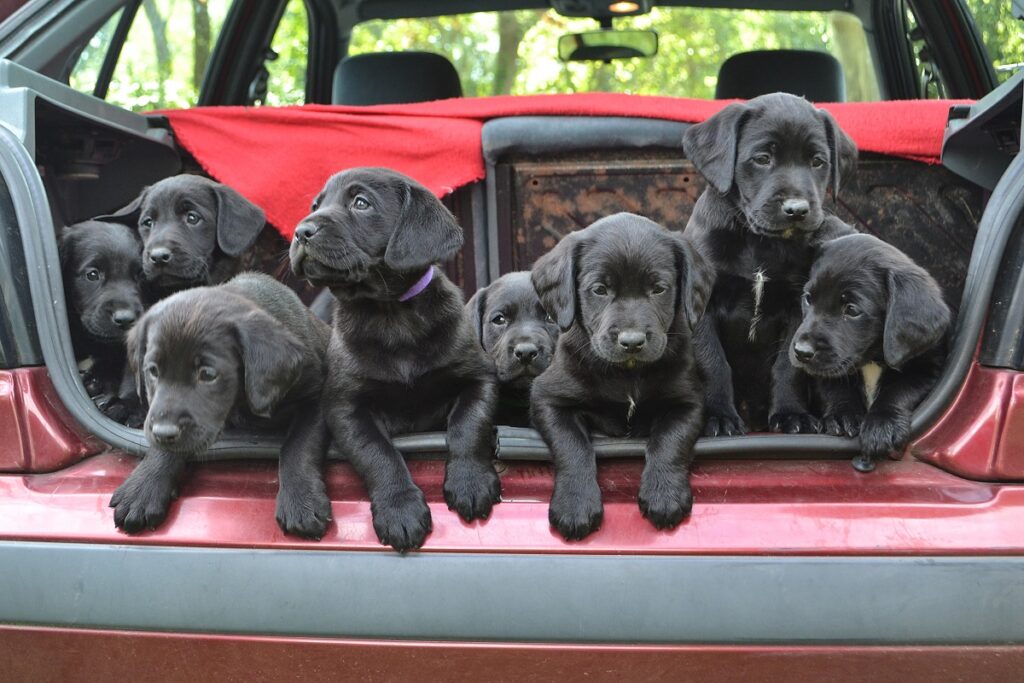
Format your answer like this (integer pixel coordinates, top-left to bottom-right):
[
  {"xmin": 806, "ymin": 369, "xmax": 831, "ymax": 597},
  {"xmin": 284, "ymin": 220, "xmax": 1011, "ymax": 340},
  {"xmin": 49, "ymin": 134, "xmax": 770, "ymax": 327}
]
[{"xmin": 2, "ymin": 0, "xmax": 1023, "ymax": 679}]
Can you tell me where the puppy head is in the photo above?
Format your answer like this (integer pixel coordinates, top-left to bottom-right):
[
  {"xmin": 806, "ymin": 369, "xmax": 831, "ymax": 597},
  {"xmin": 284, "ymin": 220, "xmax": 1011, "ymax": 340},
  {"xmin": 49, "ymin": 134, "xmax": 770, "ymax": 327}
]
[
  {"xmin": 683, "ymin": 93, "xmax": 857, "ymax": 238},
  {"xmin": 467, "ymin": 272, "xmax": 559, "ymax": 387},
  {"xmin": 128, "ymin": 289, "xmax": 305, "ymax": 454},
  {"xmin": 98, "ymin": 175, "xmax": 265, "ymax": 290},
  {"xmin": 531, "ymin": 213, "xmax": 713, "ymax": 367},
  {"xmin": 59, "ymin": 220, "xmax": 145, "ymax": 343},
  {"xmin": 289, "ymin": 167, "xmax": 463, "ymax": 296},
  {"xmin": 790, "ymin": 234, "xmax": 950, "ymax": 377}
]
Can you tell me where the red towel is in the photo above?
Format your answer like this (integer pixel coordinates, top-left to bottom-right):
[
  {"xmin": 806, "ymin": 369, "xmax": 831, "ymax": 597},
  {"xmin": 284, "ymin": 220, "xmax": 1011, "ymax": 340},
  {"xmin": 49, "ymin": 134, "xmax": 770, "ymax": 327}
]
[{"xmin": 158, "ymin": 94, "xmax": 966, "ymax": 239}]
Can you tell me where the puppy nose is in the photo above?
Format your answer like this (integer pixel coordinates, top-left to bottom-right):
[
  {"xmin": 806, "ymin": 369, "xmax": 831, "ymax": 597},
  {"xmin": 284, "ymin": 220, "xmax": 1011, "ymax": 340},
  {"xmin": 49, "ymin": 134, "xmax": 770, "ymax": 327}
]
[
  {"xmin": 783, "ymin": 199, "xmax": 810, "ymax": 221},
  {"xmin": 150, "ymin": 422, "xmax": 181, "ymax": 445},
  {"xmin": 794, "ymin": 339, "xmax": 816, "ymax": 362},
  {"xmin": 617, "ymin": 330, "xmax": 647, "ymax": 352},
  {"xmin": 294, "ymin": 222, "xmax": 320, "ymax": 244},
  {"xmin": 111, "ymin": 309, "xmax": 138, "ymax": 329},
  {"xmin": 513, "ymin": 342, "xmax": 539, "ymax": 364},
  {"xmin": 149, "ymin": 247, "xmax": 172, "ymax": 264}
]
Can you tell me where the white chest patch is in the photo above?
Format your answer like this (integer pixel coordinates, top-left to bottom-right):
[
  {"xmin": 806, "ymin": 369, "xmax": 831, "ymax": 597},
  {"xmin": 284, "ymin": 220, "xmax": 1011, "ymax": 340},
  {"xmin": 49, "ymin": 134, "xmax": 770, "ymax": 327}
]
[
  {"xmin": 749, "ymin": 268, "xmax": 770, "ymax": 342},
  {"xmin": 627, "ymin": 395, "xmax": 637, "ymax": 423},
  {"xmin": 861, "ymin": 362, "xmax": 884, "ymax": 408}
]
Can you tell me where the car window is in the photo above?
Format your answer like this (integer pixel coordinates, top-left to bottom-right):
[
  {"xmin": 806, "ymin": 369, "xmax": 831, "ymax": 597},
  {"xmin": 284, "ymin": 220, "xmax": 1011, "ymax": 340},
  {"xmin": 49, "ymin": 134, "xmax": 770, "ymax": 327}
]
[
  {"xmin": 264, "ymin": 0, "xmax": 309, "ymax": 105},
  {"xmin": 904, "ymin": 4, "xmax": 947, "ymax": 98},
  {"xmin": 68, "ymin": 7, "xmax": 125, "ymax": 95},
  {"xmin": 964, "ymin": 0, "xmax": 1024, "ymax": 83},
  {"xmin": 348, "ymin": 8, "xmax": 880, "ymax": 101}
]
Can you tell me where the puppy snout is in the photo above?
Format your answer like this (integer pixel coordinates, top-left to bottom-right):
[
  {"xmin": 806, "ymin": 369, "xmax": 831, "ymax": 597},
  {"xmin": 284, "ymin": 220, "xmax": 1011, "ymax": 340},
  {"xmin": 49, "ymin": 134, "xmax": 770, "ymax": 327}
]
[
  {"xmin": 150, "ymin": 421, "xmax": 182, "ymax": 445},
  {"xmin": 782, "ymin": 199, "xmax": 810, "ymax": 221},
  {"xmin": 617, "ymin": 330, "xmax": 647, "ymax": 353},
  {"xmin": 513, "ymin": 342, "xmax": 539, "ymax": 364},
  {"xmin": 111, "ymin": 308, "xmax": 138, "ymax": 329},
  {"xmin": 793, "ymin": 339, "xmax": 816, "ymax": 362},
  {"xmin": 294, "ymin": 222, "xmax": 320, "ymax": 244},
  {"xmin": 148, "ymin": 246, "xmax": 173, "ymax": 264}
]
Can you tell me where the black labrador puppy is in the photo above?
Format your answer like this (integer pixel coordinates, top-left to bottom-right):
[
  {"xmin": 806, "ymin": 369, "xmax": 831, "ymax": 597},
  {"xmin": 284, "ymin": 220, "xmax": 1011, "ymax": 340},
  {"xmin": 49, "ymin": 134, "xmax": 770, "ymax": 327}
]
[
  {"xmin": 110, "ymin": 272, "xmax": 333, "ymax": 538},
  {"xmin": 290, "ymin": 167, "xmax": 499, "ymax": 552},
  {"xmin": 59, "ymin": 220, "xmax": 146, "ymax": 425},
  {"xmin": 682, "ymin": 92, "xmax": 858, "ymax": 436},
  {"xmin": 789, "ymin": 234, "xmax": 951, "ymax": 472},
  {"xmin": 530, "ymin": 213, "xmax": 713, "ymax": 541},
  {"xmin": 98, "ymin": 174, "xmax": 266, "ymax": 298},
  {"xmin": 467, "ymin": 271, "xmax": 559, "ymax": 426}
]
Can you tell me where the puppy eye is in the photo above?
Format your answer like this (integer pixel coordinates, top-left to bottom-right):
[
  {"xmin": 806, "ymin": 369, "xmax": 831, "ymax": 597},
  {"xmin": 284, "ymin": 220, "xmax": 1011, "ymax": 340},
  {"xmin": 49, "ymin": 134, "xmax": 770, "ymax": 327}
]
[
  {"xmin": 146, "ymin": 365, "xmax": 158, "ymax": 379},
  {"xmin": 352, "ymin": 195, "xmax": 371, "ymax": 211},
  {"xmin": 197, "ymin": 366, "xmax": 219, "ymax": 383},
  {"xmin": 140, "ymin": 217, "xmax": 154, "ymax": 229},
  {"xmin": 85, "ymin": 268, "xmax": 101, "ymax": 282},
  {"xmin": 592, "ymin": 284, "xmax": 609, "ymax": 296},
  {"xmin": 811, "ymin": 156, "xmax": 827, "ymax": 169},
  {"xmin": 545, "ymin": 313, "xmax": 556, "ymax": 324},
  {"xmin": 491, "ymin": 313, "xmax": 508, "ymax": 326},
  {"xmin": 185, "ymin": 211, "xmax": 201, "ymax": 225},
  {"xmin": 311, "ymin": 199, "xmax": 320, "ymax": 211},
  {"xmin": 651, "ymin": 284, "xmax": 668, "ymax": 296},
  {"xmin": 801, "ymin": 292, "xmax": 811, "ymax": 307},
  {"xmin": 844, "ymin": 304, "xmax": 862, "ymax": 318},
  {"xmin": 752, "ymin": 153, "xmax": 772, "ymax": 166}
]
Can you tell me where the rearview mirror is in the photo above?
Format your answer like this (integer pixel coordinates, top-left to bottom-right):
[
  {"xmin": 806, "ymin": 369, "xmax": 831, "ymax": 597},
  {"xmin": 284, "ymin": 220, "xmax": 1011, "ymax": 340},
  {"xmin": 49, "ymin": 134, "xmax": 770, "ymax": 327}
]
[{"xmin": 557, "ymin": 29, "xmax": 658, "ymax": 62}]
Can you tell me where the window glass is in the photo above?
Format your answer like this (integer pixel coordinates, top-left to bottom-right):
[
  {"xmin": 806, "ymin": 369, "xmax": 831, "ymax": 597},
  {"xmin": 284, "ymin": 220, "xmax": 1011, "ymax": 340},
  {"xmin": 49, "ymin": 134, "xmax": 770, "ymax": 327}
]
[
  {"xmin": 964, "ymin": 0, "xmax": 1024, "ymax": 83},
  {"xmin": 68, "ymin": 8, "xmax": 124, "ymax": 94},
  {"xmin": 264, "ymin": 0, "xmax": 309, "ymax": 105},
  {"xmin": 349, "ymin": 8, "xmax": 880, "ymax": 101}
]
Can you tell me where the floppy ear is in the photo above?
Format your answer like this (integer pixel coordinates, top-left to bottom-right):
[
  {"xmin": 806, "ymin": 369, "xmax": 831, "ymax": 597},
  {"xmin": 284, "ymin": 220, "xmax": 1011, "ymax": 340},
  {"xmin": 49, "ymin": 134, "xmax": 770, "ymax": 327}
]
[
  {"xmin": 384, "ymin": 180, "xmax": 464, "ymax": 271},
  {"xmin": 465, "ymin": 286, "xmax": 488, "ymax": 347},
  {"xmin": 214, "ymin": 183, "xmax": 266, "ymax": 257},
  {"xmin": 818, "ymin": 109, "xmax": 858, "ymax": 198},
  {"xmin": 125, "ymin": 314, "xmax": 150, "ymax": 409},
  {"xmin": 57, "ymin": 226, "xmax": 78, "ymax": 271},
  {"xmin": 233, "ymin": 310, "xmax": 305, "ymax": 418},
  {"xmin": 94, "ymin": 190, "xmax": 146, "ymax": 227},
  {"xmin": 674, "ymin": 235, "xmax": 715, "ymax": 330},
  {"xmin": 883, "ymin": 266, "xmax": 951, "ymax": 370},
  {"xmin": 531, "ymin": 231, "xmax": 581, "ymax": 332},
  {"xmin": 682, "ymin": 103, "xmax": 749, "ymax": 195}
]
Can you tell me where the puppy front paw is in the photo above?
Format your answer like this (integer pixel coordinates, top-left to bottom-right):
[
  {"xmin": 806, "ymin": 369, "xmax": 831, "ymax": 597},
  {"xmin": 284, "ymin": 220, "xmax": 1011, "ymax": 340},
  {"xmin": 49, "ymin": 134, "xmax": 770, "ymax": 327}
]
[
  {"xmin": 549, "ymin": 479, "xmax": 603, "ymax": 541},
  {"xmin": 110, "ymin": 472, "xmax": 178, "ymax": 533},
  {"xmin": 769, "ymin": 411, "xmax": 822, "ymax": 435},
  {"xmin": 703, "ymin": 409, "xmax": 747, "ymax": 437},
  {"xmin": 638, "ymin": 468, "xmax": 693, "ymax": 530},
  {"xmin": 371, "ymin": 487, "xmax": 432, "ymax": 552},
  {"xmin": 822, "ymin": 411, "xmax": 864, "ymax": 438},
  {"xmin": 859, "ymin": 410, "xmax": 911, "ymax": 464},
  {"xmin": 276, "ymin": 477, "xmax": 332, "ymax": 540},
  {"xmin": 443, "ymin": 459, "xmax": 501, "ymax": 522}
]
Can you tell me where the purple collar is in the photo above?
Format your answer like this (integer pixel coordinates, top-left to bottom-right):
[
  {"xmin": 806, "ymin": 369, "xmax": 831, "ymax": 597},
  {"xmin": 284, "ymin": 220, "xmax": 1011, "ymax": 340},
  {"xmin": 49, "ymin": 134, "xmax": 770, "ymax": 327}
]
[{"xmin": 398, "ymin": 266, "xmax": 434, "ymax": 302}]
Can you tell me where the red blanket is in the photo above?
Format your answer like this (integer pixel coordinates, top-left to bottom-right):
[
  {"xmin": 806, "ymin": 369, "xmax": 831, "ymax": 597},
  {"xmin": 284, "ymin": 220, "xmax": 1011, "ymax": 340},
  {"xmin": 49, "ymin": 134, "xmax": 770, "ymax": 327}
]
[{"xmin": 158, "ymin": 94, "xmax": 964, "ymax": 238}]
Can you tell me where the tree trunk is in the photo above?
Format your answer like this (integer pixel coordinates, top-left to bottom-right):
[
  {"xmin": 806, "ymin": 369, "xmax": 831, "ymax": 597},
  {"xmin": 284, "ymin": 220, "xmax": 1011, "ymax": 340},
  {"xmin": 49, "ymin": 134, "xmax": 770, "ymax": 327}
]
[
  {"xmin": 142, "ymin": 0, "xmax": 171, "ymax": 104},
  {"xmin": 192, "ymin": 0, "xmax": 212, "ymax": 91},
  {"xmin": 492, "ymin": 11, "xmax": 542, "ymax": 96},
  {"xmin": 830, "ymin": 13, "xmax": 880, "ymax": 102}
]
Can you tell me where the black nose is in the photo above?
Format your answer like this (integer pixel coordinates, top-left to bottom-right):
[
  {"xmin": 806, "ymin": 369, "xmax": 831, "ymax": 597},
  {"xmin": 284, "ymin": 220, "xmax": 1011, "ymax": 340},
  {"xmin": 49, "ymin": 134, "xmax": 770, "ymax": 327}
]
[
  {"xmin": 150, "ymin": 422, "xmax": 181, "ymax": 445},
  {"xmin": 294, "ymin": 222, "xmax": 320, "ymax": 244},
  {"xmin": 793, "ymin": 339, "xmax": 816, "ymax": 362},
  {"xmin": 783, "ymin": 199, "xmax": 810, "ymax": 221},
  {"xmin": 617, "ymin": 330, "xmax": 647, "ymax": 352},
  {"xmin": 111, "ymin": 308, "xmax": 138, "ymax": 329},
  {"xmin": 149, "ymin": 247, "xmax": 172, "ymax": 264},
  {"xmin": 513, "ymin": 342, "xmax": 539, "ymax": 364}
]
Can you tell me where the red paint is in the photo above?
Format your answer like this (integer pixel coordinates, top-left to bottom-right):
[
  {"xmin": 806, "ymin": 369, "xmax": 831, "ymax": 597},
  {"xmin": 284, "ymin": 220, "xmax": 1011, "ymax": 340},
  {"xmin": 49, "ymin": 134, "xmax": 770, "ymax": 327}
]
[
  {"xmin": 0, "ymin": 368, "xmax": 102, "ymax": 473},
  {"xmin": 3, "ymin": 625, "xmax": 1023, "ymax": 682}
]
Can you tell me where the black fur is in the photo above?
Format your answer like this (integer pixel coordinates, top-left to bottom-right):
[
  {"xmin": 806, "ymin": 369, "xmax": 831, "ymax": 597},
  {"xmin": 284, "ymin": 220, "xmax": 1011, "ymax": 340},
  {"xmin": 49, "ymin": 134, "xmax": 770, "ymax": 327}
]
[
  {"xmin": 790, "ymin": 234, "xmax": 951, "ymax": 471},
  {"xmin": 97, "ymin": 174, "xmax": 265, "ymax": 298},
  {"xmin": 682, "ymin": 92, "xmax": 858, "ymax": 435},
  {"xmin": 529, "ymin": 213, "xmax": 713, "ymax": 541},
  {"xmin": 290, "ymin": 167, "xmax": 499, "ymax": 552},
  {"xmin": 109, "ymin": 273, "xmax": 333, "ymax": 538},
  {"xmin": 467, "ymin": 271, "xmax": 559, "ymax": 426},
  {"xmin": 59, "ymin": 220, "xmax": 146, "ymax": 425}
]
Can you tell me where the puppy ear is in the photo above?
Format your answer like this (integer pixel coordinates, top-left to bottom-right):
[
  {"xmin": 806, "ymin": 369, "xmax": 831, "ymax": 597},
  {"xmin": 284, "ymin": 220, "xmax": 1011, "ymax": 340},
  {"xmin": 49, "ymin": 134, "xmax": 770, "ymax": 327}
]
[
  {"xmin": 674, "ymin": 235, "xmax": 715, "ymax": 330},
  {"xmin": 214, "ymin": 183, "xmax": 266, "ymax": 257},
  {"xmin": 883, "ymin": 266, "xmax": 950, "ymax": 370},
  {"xmin": 465, "ymin": 286, "xmax": 488, "ymax": 347},
  {"xmin": 125, "ymin": 314, "xmax": 150, "ymax": 409},
  {"xmin": 233, "ymin": 310, "xmax": 305, "ymax": 418},
  {"xmin": 94, "ymin": 190, "xmax": 146, "ymax": 227},
  {"xmin": 818, "ymin": 109, "xmax": 858, "ymax": 198},
  {"xmin": 683, "ymin": 103, "xmax": 749, "ymax": 195},
  {"xmin": 385, "ymin": 181, "xmax": 464, "ymax": 271},
  {"xmin": 57, "ymin": 225, "xmax": 78, "ymax": 271},
  {"xmin": 531, "ymin": 232, "xmax": 581, "ymax": 332}
]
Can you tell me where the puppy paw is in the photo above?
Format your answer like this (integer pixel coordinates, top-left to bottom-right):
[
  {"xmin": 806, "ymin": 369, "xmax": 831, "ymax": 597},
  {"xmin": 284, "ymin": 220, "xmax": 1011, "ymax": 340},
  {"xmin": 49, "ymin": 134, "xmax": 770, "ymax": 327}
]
[
  {"xmin": 822, "ymin": 411, "xmax": 864, "ymax": 438},
  {"xmin": 110, "ymin": 473, "xmax": 177, "ymax": 533},
  {"xmin": 444, "ymin": 459, "xmax": 501, "ymax": 522},
  {"xmin": 703, "ymin": 411, "xmax": 747, "ymax": 437},
  {"xmin": 276, "ymin": 478, "xmax": 332, "ymax": 540},
  {"xmin": 371, "ymin": 487, "xmax": 433, "ymax": 552},
  {"xmin": 638, "ymin": 469, "xmax": 693, "ymax": 530},
  {"xmin": 549, "ymin": 479, "xmax": 603, "ymax": 541},
  {"xmin": 769, "ymin": 411, "xmax": 822, "ymax": 435},
  {"xmin": 859, "ymin": 411, "xmax": 911, "ymax": 461},
  {"xmin": 95, "ymin": 394, "xmax": 129, "ymax": 423}
]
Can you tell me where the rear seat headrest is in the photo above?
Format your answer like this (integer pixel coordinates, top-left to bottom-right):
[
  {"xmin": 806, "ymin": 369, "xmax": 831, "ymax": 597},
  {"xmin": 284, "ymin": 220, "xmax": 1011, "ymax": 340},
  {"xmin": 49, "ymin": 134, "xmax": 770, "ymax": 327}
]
[
  {"xmin": 715, "ymin": 49, "xmax": 847, "ymax": 102},
  {"xmin": 333, "ymin": 51, "xmax": 463, "ymax": 105}
]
